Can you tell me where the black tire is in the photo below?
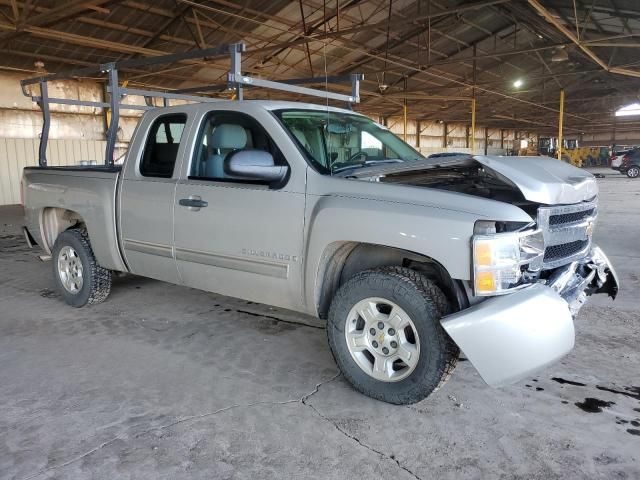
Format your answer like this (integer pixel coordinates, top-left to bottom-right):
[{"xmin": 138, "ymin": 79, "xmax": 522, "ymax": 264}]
[
  {"xmin": 327, "ymin": 267, "xmax": 459, "ymax": 405},
  {"xmin": 627, "ymin": 166, "xmax": 640, "ymax": 178},
  {"xmin": 51, "ymin": 228, "xmax": 112, "ymax": 307}
]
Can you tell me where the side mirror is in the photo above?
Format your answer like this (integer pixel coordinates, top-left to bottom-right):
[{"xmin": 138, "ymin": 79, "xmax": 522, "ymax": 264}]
[{"xmin": 224, "ymin": 150, "xmax": 288, "ymax": 183}]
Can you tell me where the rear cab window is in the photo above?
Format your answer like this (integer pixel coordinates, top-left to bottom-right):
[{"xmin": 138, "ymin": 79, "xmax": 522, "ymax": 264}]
[{"xmin": 140, "ymin": 114, "xmax": 187, "ymax": 178}]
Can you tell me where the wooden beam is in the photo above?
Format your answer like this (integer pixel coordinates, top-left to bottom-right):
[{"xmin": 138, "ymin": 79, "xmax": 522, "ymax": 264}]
[
  {"xmin": 0, "ymin": 0, "xmax": 116, "ymax": 42},
  {"xmin": 0, "ymin": 0, "xmax": 195, "ymax": 47},
  {"xmin": 191, "ymin": 9, "xmax": 207, "ymax": 49},
  {"xmin": 528, "ymin": 0, "xmax": 640, "ymax": 78},
  {"xmin": 0, "ymin": 21, "xmax": 172, "ymax": 55},
  {"xmin": 9, "ymin": 0, "xmax": 18, "ymax": 22}
]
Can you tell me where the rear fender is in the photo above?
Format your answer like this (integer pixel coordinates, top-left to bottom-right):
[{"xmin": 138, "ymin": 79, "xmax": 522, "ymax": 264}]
[{"xmin": 40, "ymin": 207, "xmax": 83, "ymax": 252}]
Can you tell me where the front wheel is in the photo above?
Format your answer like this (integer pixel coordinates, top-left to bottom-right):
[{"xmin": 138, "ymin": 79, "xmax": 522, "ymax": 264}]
[
  {"xmin": 627, "ymin": 166, "xmax": 640, "ymax": 178},
  {"xmin": 52, "ymin": 229, "xmax": 112, "ymax": 307},
  {"xmin": 327, "ymin": 267, "xmax": 459, "ymax": 404}
]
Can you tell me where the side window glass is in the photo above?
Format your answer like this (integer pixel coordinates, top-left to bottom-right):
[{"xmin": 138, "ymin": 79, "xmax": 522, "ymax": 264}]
[
  {"xmin": 140, "ymin": 114, "xmax": 187, "ymax": 178},
  {"xmin": 190, "ymin": 112, "xmax": 286, "ymax": 182}
]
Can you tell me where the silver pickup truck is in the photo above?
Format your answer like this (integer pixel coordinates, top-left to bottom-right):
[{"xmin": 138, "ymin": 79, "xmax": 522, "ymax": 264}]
[{"xmin": 22, "ymin": 100, "xmax": 618, "ymax": 404}]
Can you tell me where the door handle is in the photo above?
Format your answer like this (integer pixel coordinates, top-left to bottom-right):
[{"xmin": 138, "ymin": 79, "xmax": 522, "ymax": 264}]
[{"xmin": 179, "ymin": 196, "xmax": 208, "ymax": 210}]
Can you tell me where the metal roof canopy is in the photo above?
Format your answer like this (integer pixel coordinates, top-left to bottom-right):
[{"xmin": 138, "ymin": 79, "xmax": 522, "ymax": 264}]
[{"xmin": 20, "ymin": 42, "xmax": 363, "ymax": 168}]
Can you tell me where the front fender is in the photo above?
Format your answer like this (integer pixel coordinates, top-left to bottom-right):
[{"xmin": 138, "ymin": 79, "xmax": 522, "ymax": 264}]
[
  {"xmin": 303, "ymin": 195, "xmax": 478, "ymax": 315},
  {"xmin": 301, "ymin": 172, "xmax": 534, "ymax": 315}
]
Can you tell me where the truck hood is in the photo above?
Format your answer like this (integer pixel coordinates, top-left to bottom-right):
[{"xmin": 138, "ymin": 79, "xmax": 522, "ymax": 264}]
[
  {"xmin": 474, "ymin": 155, "xmax": 597, "ymax": 204},
  {"xmin": 339, "ymin": 155, "xmax": 597, "ymax": 205}
]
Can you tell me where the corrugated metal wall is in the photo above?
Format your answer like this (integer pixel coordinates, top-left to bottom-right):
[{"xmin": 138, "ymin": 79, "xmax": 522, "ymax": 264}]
[
  {"xmin": 0, "ymin": 138, "xmax": 107, "ymax": 205},
  {"xmin": 385, "ymin": 117, "xmax": 528, "ymax": 156}
]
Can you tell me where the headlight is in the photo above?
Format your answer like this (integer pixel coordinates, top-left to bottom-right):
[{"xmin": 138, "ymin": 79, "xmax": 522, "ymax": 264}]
[{"xmin": 473, "ymin": 224, "xmax": 544, "ymax": 296}]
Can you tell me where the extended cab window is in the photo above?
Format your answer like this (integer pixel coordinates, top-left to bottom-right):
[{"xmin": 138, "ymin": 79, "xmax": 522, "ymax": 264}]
[
  {"xmin": 190, "ymin": 111, "xmax": 286, "ymax": 182},
  {"xmin": 140, "ymin": 114, "xmax": 187, "ymax": 178}
]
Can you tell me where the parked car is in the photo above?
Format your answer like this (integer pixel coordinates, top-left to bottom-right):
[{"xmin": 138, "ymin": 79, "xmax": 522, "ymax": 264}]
[
  {"xmin": 610, "ymin": 150, "xmax": 627, "ymax": 169},
  {"xmin": 615, "ymin": 148, "xmax": 640, "ymax": 178},
  {"xmin": 22, "ymin": 101, "xmax": 619, "ymax": 405}
]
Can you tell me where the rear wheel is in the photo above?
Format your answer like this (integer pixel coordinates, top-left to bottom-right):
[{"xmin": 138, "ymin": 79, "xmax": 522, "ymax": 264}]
[
  {"xmin": 52, "ymin": 229, "xmax": 111, "ymax": 307},
  {"xmin": 627, "ymin": 166, "xmax": 640, "ymax": 178},
  {"xmin": 327, "ymin": 267, "xmax": 458, "ymax": 404}
]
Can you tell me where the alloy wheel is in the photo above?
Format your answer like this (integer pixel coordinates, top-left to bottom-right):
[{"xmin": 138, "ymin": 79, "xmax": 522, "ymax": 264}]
[
  {"xmin": 344, "ymin": 297, "xmax": 420, "ymax": 382},
  {"xmin": 57, "ymin": 246, "xmax": 84, "ymax": 294}
]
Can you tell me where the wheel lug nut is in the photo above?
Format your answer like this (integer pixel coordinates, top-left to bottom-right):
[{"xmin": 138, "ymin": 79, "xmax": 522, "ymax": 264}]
[
  {"xmin": 369, "ymin": 328, "xmax": 376, "ymax": 335},
  {"xmin": 377, "ymin": 322, "xmax": 384, "ymax": 330},
  {"xmin": 388, "ymin": 328, "xmax": 395, "ymax": 336},
  {"xmin": 372, "ymin": 341, "xmax": 379, "ymax": 348},
  {"xmin": 390, "ymin": 341, "xmax": 398, "ymax": 348},
  {"xmin": 382, "ymin": 347, "xmax": 389, "ymax": 354}
]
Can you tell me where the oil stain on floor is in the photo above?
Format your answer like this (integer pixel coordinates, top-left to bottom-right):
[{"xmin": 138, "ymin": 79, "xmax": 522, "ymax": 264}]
[
  {"xmin": 575, "ymin": 398, "xmax": 615, "ymax": 413},
  {"xmin": 532, "ymin": 377, "xmax": 640, "ymax": 436}
]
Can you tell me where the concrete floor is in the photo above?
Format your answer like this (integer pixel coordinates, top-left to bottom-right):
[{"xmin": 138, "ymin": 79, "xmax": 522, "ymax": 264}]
[{"xmin": 1, "ymin": 168, "xmax": 639, "ymax": 479}]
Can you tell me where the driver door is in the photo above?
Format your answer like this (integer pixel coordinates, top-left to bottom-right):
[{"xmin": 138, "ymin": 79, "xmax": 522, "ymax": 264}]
[{"xmin": 173, "ymin": 109, "xmax": 306, "ymax": 311}]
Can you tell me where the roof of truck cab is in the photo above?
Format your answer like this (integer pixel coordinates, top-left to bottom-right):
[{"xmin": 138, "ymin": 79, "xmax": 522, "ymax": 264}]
[
  {"xmin": 158, "ymin": 100, "xmax": 362, "ymax": 116},
  {"xmin": 247, "ymin": 100, "xmax": 359, "ymax": 114}
]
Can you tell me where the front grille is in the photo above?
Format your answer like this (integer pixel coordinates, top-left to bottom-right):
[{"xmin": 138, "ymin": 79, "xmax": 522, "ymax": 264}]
[
  {"xmin": 537, "ymin": 200, "xmax": 597, "ymax": 269},
  {"xmin": 544, "ymin": 240, "xmax": 589, "ymax": 262},
  {"xmin": 549, "ymin": 208, "xmax": 595, "ymax": 226}
]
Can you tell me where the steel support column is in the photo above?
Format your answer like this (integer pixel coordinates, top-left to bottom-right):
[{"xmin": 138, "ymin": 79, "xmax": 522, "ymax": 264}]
[
  {"xmin": 472, "ymin": 44, "xmax": 477, "ymax": 154},
  {"xmin": 403, "ymin": 77, "xmax": 408, "ymax": 142},
  {"xmin": 484, "ymin": 127, "xmax": 489, "ymax": 155},
  {"xmin": 471, "ymin": 97, "xmax": 477, "ymax": 153},
  {"xmin": 557, "ymin": 89, "xmax": 565, "ymax": 160},
  {"xmin": 443, "ymin": 122, "xmax": 448, "ymax": 148}
]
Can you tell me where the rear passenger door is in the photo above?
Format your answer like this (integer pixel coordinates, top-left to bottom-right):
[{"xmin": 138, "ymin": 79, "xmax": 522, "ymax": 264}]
[
  {"xmin": 173, "ymin": 108, "xmax": 306, "ymax": 311},
  {"xmin": 119, "ymin": 112, "xmax": 190, "ymax": 283}
]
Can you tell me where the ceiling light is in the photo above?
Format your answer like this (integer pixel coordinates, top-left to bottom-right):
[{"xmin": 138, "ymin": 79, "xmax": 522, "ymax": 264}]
[
  {"xmin": 513, "ymin": 79, "xmax": 524, "ymax": 88},
  {"xmin": 616, "ymin": 103, "xmax": 640, "ymax": 117},
  {"xmin": 551, "ymin": 46, "xmax": 569, "ymax": 62}
]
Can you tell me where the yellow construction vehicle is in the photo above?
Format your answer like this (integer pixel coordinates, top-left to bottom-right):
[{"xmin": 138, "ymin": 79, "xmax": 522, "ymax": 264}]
[
  {"xmin": 561, "ymin": 145, "xmax": 610, "ymax": 167},
  {"xmin": 537, "ymin": 138, "xmax": 610, "ymax": 167},
  {"xmin": 517, "ymin": 137, "xmax": 540, "ymax": 156}
]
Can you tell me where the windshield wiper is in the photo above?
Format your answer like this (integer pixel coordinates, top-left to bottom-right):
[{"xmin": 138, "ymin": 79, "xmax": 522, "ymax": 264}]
[{"xmin": 332, "ymin": 159, "xmax": 404, "ymax": 174}]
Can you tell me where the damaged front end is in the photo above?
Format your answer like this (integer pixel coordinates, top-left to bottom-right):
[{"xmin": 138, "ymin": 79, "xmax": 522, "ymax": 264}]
[
  {"xmin": 342, "ymin": 154, "xmax": 619, "ymax": 387},
  {"xmin": 441, "ymin": 245, "xmax": 618, "ymax": 387},
  {"xmin": 547, "ymin": 246, "xmax": 618, "ymax": 316},
  {"xmin": 438, "ymin": 170, "xmax": 618, "ymax": 386}
]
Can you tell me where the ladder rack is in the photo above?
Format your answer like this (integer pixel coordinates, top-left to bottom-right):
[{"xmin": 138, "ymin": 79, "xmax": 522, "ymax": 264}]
[{"xmin": 20, "ymin": 42, "xmax": 363, "ymax": 167}]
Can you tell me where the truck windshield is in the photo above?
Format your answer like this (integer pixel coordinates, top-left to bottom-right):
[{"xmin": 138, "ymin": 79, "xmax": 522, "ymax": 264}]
[{"xmin": 275, "ymin": 109, "xmax": 424, "ymax": 174}]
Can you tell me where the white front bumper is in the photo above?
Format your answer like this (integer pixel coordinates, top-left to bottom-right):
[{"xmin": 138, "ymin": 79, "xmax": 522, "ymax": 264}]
[
  {"xmin": 441, "ymin": 245, "xmax": 618, "ymax": 387},
  {"xmin": 442, "ymin": 284, "xmax": 574, "ymax": 386}
]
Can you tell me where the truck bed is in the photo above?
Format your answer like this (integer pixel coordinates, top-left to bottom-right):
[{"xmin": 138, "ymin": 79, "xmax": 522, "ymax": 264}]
[{"xmin": 22, "ymin": 166, "xmax": 127, "ymax": 272}]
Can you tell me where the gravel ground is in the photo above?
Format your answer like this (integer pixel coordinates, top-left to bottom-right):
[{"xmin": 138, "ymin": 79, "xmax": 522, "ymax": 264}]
[{"xmin": 0, "ymin": 168, "xmax": 638, "ymax": 479}]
